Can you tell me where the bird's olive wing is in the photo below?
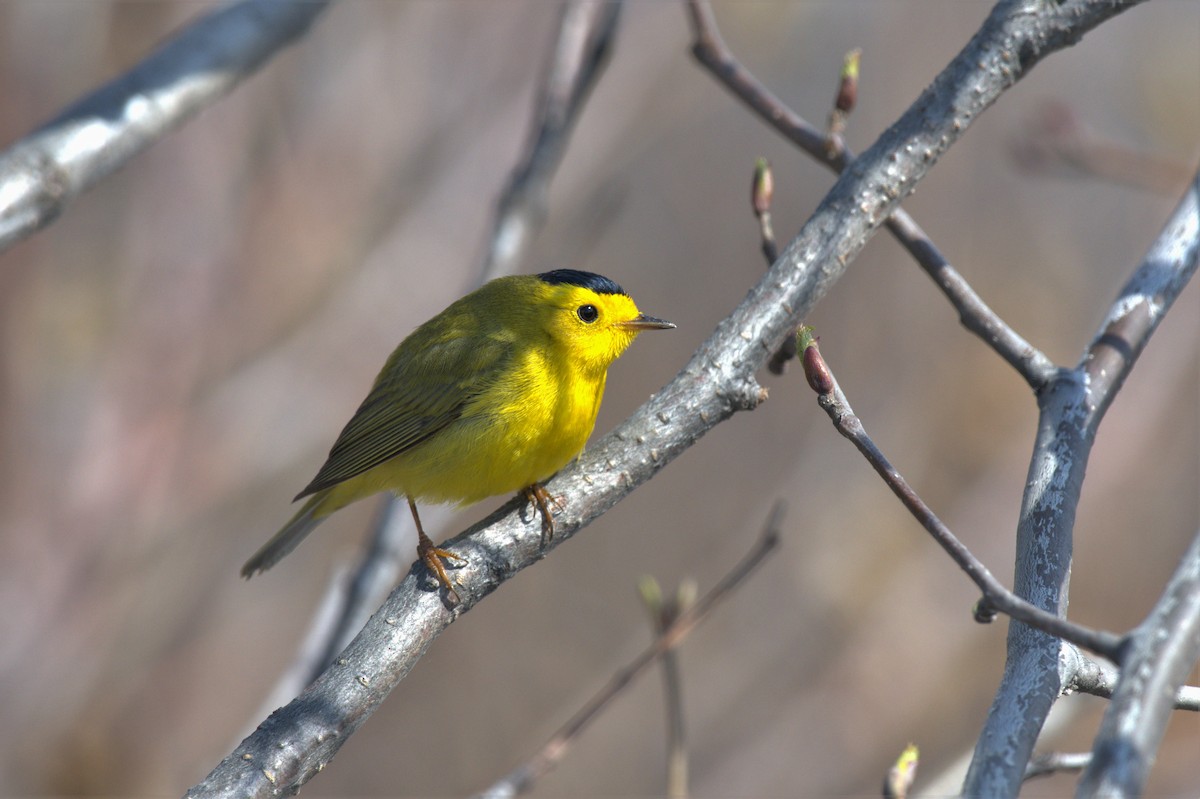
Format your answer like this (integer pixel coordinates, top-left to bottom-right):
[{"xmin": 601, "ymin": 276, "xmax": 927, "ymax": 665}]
[{"xmin": 294, "ymin": 332, "xmax": 513, "ymax": 499}]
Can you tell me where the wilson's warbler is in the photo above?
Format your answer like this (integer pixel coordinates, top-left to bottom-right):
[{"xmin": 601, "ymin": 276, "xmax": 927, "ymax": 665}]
[{"xmin": 242, "ymin": 269, "xmax": 674, "ymax": 600}]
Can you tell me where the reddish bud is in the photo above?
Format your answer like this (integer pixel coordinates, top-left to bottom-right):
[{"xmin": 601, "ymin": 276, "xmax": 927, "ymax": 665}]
[{"xmin": 798, "ymin": 328, "xmax": 834, "ymax": 395}]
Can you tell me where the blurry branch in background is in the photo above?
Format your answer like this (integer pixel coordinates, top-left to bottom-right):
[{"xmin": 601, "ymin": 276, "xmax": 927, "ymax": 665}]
[
  {"xmin": 476, "ymin": 511, "xmax": 780, "ymax": 799},
  {"xmin": 638, "ymin": 575, "xmax": 698, "ymax": 799},
  {"xmin": 260, "ymin": 0, "xmax": 629, "ymax": 706},
  {"xmin": 476, "ymin": 0, "xmax": 622, "ymax": 284},
  {"xmin": 795, "ymin": 332, "xmax": 1124, "ymax": 660},
  {"xmin": 686, "ymin": 0, "xmax": 1057, "ymax": 388},
  {"xmin": 1011, "ymin": 100, "xmax": 1189, "ymax": 195},
  {"xmin": 0, "ymin": 0, "xmax": 333, "ymax": 253},
  {"xmin": 185, "ymin": 0, "xmax": 1148, "ymax": 792}
]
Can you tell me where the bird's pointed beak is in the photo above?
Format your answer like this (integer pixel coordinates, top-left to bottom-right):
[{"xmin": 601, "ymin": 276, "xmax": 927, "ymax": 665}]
[{"xmin": 621, "ymin": 314, "xmax": 676, "ymax": 331}]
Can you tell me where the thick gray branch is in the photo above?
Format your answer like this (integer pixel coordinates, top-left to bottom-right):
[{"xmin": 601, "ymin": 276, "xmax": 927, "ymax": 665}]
[
  {"xmin": 0, "ymin": 0, "xmax": 333, "ymax": 253},
  {"xmin": 964, "ymin": 168, "xmax": 1199, "ymax": 797},
  {"xmin": 186, "ymin": 0, "xmax": 1143, "ymax": 794}
]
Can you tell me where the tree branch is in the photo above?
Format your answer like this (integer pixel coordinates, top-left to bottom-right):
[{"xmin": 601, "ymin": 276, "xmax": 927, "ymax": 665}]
[
  {"xmin": 1064, "ymin": 646, "xmax": 1200, "ymax": 712},
  {"xmin": 0, "ymin": 0, "xmax": 333, "ymax": 254},
  {"xmin": 1025, "ymin": 751, "xmax": 1091, "ymax": 781},
  {"xmin": 964, "ymin": 166, "xmax": 1200, "ymax": 797},
  {"xmin": 187, "ymin": 1, "xmax": 1146, "ymax": 793}
]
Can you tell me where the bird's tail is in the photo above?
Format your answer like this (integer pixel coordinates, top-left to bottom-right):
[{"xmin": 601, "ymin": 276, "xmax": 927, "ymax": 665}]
[{"xmin": 241, "ymin": 495, "xmax": 326, "ymax": 578}]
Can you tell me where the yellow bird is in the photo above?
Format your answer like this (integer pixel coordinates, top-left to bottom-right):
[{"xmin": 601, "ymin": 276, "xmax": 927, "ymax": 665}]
[{"xmin": 242, "ymin": 269, "xmax": 674, "ymax": 600}]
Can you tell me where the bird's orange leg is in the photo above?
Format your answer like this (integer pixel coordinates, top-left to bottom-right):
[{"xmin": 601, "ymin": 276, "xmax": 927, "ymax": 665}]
[
  {"xmin": 523, "ymin": 483, "xmax": 562, "ymax": 543},
  {"xmin": 408, "ymin": 498, "xmax": 464, "ymax": 602}
]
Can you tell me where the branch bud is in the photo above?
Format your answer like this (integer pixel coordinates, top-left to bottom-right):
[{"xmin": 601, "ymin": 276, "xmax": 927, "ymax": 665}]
[
  {"xmin": 835, "ymin": 48, "xmax": 861, "ymax": 114},
  {"xmin": 973, "ymin": 598, "xmax": 998, "ymax": 624},
  {"xmin": 751, "ymin": 157, "xmax": 774, "ymax": 217},
  {"xmin": 883, "ymin": 743, "xmax": 919, "ymax": 799},
  {"xmin": 638, "ymin": 575, "xmax": 664, "ymax": 617},
  {"xmin": 797, "ymin": 327, "xmax": 834, "ymax": 395}
]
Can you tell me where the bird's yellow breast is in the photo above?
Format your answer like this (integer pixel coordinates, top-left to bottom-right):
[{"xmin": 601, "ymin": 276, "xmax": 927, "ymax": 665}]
[{"xmin": 317, "ymin": 340, "xmax": 605, "ymax": 512}]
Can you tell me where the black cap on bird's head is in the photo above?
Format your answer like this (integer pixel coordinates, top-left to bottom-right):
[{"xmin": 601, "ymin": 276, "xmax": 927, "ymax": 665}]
[{"xmin": 537, "ymin": 269, "xmax": 626, "ymax": 297}]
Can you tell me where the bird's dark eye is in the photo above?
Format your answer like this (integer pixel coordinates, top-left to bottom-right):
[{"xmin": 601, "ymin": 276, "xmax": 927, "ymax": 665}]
[{"xmin": 577, "ymin": 304, "xmax": 599, "ymax": 323}]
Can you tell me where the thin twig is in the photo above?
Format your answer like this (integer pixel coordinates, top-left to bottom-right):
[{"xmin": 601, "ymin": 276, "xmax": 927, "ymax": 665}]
[
  {"xmin": 252, "ymin": 563, "xmax": 353, "ymax": 726},
  {"xmin": 684, "ymin": 0, "xmax": 1056, "ymax": 389},
  {"xmin": 798, "ymin": 336, "xmax": 1124, "ymax": 660},
  {"xmin": 1024, "ymin": 751, "xmax": 1091, "ymax": 781},
  {"xmin": 309, "ymin": 499, "xmax": 411, "ymax": 679},
  {"xmin": 639, "ymin": 577, "xmax": 696, "ymax": 799},
  {"xmin": 1064, "ymin": 647, "xmax": 1200, "ymax": 711},
  {"xmin": 476, "ymin": 506, "xmax": 782, "ymax": 798}
]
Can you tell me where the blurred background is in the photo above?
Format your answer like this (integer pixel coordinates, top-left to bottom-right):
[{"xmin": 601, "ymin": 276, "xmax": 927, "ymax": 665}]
[{"xmin": 0, "ymin": 1, "xmax": 1197, "ymax": 795}]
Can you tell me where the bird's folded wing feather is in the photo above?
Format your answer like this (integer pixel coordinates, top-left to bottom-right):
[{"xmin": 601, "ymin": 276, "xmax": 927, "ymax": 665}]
[{"xmin": 294, "ymin": 332, "xmax": 513, "ymax": 498}]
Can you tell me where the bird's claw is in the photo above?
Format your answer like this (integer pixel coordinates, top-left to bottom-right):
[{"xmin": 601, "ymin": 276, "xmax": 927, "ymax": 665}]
[{"xmin": 523, "ymin": 483, "xmax": 561, "ymax": 543}]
